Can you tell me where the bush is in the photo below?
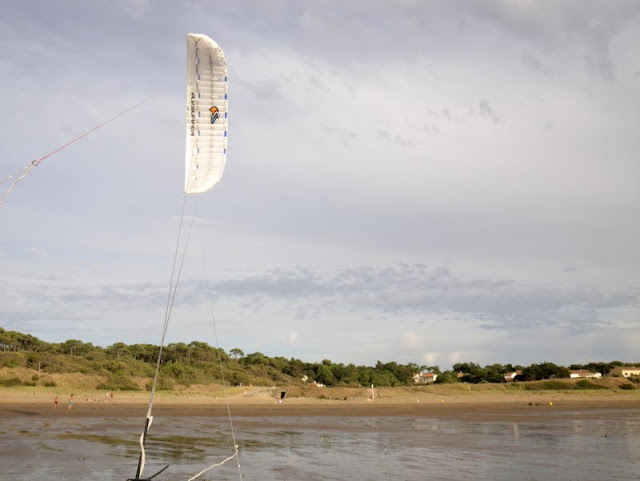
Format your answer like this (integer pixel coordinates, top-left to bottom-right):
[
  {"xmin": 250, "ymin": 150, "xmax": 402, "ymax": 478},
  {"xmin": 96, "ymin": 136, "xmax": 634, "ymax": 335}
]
[
  {"xmin": 0, "ymin": 352, "xmax": 27, "ymax": 368},
  {"xmin": 506, "ymin": 382, "xmax": 524, "ymax": 390},
  {"xmin": 146, "ymin": 377, "xmax": 175, "ymax": 391},
  {"xmin": 524, "ymin": 380, "xmax": 573, "ymax": 391},
  {"xmin": 619, "ymin": 383, "xmax": 635, "ymax": 390},
  {"xmin": 575, "ymin": 379, "xmax": 607, "ymax": 390},
  {"xmin": 31, "ymin": 374, "xmax": 40, "ymax": 382},
  {"xmin": 97, "ymin": 374, "xmax": 140, "ymax": 391},
  {"xmin": 229, "ymin": 371, "xmax": 249, "ymax": 386},
  {"xmin": 0, "ymin": 376, "xmax": 24, "ymax": 387},
  {"xmin": 43, "ymin": 381, "xmax": 56, "ymax": 387}
]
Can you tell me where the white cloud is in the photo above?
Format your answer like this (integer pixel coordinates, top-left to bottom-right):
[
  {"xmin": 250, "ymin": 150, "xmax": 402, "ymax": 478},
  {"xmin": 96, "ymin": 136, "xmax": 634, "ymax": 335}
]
[
  {"xmin": 403, "ymin": 332, "xmax": 421, "ymax": 348},
  {"xmin": 286, "ymin": 332, "xmax": 298, "ymax": 345},
  {"xmin": 448, "ymin": 352, "xmax": 463, "ymax": 365},
  {"xmin": 423, "ymin": 352, "xmax": 439, "ymax": 364}
]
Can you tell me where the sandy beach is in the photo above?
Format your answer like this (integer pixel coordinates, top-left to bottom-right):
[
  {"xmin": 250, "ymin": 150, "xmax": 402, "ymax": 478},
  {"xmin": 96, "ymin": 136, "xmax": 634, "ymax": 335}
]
[{"xmin": 2, "ymin": 387, "xmax": 638, "ymax": 421}]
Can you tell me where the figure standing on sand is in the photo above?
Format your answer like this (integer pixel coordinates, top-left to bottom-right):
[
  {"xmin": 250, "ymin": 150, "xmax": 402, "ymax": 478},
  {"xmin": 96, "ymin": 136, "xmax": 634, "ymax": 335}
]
[
  {"xmin": 53, "ymin": 395, "xmax": 58, "ymax": 409},
  {"xmin": 67, "ymin": 394, "xmax": 74, "ymax": 410}
]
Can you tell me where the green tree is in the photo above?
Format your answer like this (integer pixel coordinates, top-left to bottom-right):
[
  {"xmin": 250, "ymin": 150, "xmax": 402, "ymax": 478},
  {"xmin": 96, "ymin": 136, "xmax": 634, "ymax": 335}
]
[
  {"xmin": 106, "ymin": 342, "xmax": 129, "ymax": 359},
  {"xmin": 316, "ymin": 364, "xmax": 335, "ymax": 385},
  {"xmin": 230, "ymin": 348, "xmax": 244, "ymax": 359},
  {"xmin": 60, "ymin": 339, "xmax": 94, "ymax": 356},
  {"xmin": 435, "ymin": 370, "xmax": 458, "ymax": 384},
  {"xmin": 242, "ymin": 352, "xmax": 267, "ymax": 366}
]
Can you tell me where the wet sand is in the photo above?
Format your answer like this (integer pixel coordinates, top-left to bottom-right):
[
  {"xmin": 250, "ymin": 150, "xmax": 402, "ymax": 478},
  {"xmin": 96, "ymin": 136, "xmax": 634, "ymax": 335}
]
[
  {"xmin": 2, "ymin": 389, "xmax": 639, "ymax": 481},
  {"xmin": 1, "ymin": 389, "xmax": 638, "ymax": 422}
]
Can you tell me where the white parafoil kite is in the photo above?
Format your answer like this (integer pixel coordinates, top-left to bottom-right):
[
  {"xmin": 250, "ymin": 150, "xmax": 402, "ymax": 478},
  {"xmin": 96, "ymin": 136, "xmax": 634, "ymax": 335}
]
[{"xmin": 185, "ymin": 33, "xmax": 228, "ymax": 194}]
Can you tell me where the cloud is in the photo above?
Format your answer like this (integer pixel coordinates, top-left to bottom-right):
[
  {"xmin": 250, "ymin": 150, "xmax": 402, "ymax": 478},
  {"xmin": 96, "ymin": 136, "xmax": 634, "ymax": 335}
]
[
  {"xmin": 478, "ymin": 99, "xmax": 502, "ymax": 124},
  {"xmin": 286, "ymin": 332, "xmax": 298, "ymax": 344},
  {"xmin": 448, "ymin": 352, "xmax": 463, "ymax": 364},
  {"xmin": 423, "ymin": 352, "xmax": 439, "ymax": 364},
  {"xmin": 210, "ymin": 264, "xmax": 638, "ymax": 331},
  {"xmin": 403, "ymin": 332, "xmax": 421, "ymax": 348}
]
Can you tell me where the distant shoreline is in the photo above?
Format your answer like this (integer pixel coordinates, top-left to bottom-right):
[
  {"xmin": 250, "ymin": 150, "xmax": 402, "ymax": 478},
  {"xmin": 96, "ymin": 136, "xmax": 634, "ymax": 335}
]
[{"xmin": 1, "ymin": 387, "xmax": 638, "ymax": 420}]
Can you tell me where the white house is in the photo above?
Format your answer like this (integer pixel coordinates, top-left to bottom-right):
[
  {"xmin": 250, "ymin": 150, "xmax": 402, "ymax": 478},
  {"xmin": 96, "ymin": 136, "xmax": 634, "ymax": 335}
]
[
  {"xmin": 504, "ymin": 370, "xmax": 522, "ymax": 382},
  {"xmin": 569, "ymin": 370, "xmax": 602, "ymax": 379},
  {"xmin": 413, "ymin": 371, "xmax": 438, "ymax": 383},
  {"xmin": 621, "ymin": 367, "xmax": 640, "ymax": 378}
]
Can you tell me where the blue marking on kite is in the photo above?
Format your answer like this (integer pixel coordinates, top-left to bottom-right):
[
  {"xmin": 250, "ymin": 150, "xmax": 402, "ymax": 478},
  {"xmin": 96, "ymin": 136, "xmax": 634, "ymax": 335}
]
[{"xmin": 210, "ymin": 106, "xmax": 219, "ymax": 124}]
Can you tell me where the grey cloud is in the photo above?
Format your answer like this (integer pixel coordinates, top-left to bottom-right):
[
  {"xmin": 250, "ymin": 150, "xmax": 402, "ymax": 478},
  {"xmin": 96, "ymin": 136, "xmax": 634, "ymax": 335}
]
[
  {"xmin": 425, "ymin": 106, "xmax": 474, "ymax": 133},
  {"xmin": 376, "ymin": 128, "xmax": 391, "ymax": 141},
  {"xmin": 236, "ymin": 76, "xmax": 285, "ymax": 102},
  {"xmin": 467, "ymin": 0, "xmax": 640, "ymax": 81},
  {"xmin": 200, "ymin": 0, "xmax": 640, "ymax": 86},
  {"xmin": 521, "ymin": 52, "xmax": 550, "ymax": 76},
  {"xmin": 13, "ymin": 263, "xmax": 634, "ymax": 334},
  {"xmin": 375, "ymin": 128, "xmax": 416, "ymax": 147},
  {"xmin": 320, "ymin": 123, "xmax": 357, "ymax": 145},
  {"xmin": 205, "ymin": 264, "xmax": 639, "ymax": 332},
  {"xmin": 478, "ymin": 99, "xmax": 501, "ymax": 124}
]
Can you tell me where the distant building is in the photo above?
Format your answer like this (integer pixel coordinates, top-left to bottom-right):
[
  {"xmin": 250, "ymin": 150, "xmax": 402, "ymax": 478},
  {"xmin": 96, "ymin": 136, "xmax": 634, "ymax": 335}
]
[
  {"xmin": 569, "ymin": 370, "xmax": 602, "ymax": 379},
  {"xmin": 504, "ymin": 370, "xmax": 523, "ymax": 382},
  {"xmin": 621, "ymin": 367, "xmax": 640, "ymax": 378},
  {"xmin": 413, "ymin": 371, "xmax": 438, "ymax": 383}
]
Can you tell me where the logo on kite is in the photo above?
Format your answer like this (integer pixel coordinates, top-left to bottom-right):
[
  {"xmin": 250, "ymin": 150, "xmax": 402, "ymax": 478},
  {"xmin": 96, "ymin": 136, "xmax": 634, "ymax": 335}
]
[{"xmin": 210, "ymin": 106, "xmax": 219, "ymax": 124}]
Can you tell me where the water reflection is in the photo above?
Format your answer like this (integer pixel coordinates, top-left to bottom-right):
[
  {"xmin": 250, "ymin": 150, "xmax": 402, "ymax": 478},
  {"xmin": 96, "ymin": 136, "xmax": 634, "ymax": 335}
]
[{"xmin": 2, "ymin": 410, "xmax": 639, "ymax": 481}]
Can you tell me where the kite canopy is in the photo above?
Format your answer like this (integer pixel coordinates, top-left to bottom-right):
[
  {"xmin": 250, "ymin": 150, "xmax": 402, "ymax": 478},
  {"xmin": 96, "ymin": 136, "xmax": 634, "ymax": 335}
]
[{"xmin": 185, "ymin": 34, "xmax": 228, "ymax": 194}]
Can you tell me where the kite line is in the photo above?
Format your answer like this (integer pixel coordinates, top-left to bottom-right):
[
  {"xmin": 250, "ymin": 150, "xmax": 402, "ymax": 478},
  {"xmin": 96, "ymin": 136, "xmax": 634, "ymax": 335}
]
[{"xmin": 0, "ymin": 96, "xmax": 153, "ymax": 206}]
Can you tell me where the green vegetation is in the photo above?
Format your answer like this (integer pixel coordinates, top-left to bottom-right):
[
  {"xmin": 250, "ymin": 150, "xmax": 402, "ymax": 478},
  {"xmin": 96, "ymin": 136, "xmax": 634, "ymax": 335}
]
[
  {"xmin": 1, "ymin": 328, "xmax": 638, "ymax": 391},
  {"xmin": 503, "ymin": 379, "xmax": 610, "ymax": 391}
]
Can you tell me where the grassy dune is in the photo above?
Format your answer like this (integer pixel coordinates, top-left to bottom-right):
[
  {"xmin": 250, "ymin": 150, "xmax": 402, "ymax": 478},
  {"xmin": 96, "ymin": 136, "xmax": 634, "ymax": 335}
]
[{"xmin": 2, "ymin": 366, "xmax": 638, "ymax": 404}]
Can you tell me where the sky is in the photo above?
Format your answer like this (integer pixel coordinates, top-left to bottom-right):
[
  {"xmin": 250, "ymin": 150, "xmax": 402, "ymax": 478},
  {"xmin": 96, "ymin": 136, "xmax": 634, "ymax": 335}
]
[{"xmin": 0, "ymin": 0, "xmax": 638, "ymax": 369}]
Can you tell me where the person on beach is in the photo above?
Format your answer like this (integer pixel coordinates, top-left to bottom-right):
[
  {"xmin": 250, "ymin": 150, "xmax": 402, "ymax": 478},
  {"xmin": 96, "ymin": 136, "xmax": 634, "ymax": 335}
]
[
  {"xmin": 67, "ymin": 394, "xmax": 74, "ymax": 410},
  {"xmin": 53, "ymin": 395, "xmax": 58, "ymax": 409}
]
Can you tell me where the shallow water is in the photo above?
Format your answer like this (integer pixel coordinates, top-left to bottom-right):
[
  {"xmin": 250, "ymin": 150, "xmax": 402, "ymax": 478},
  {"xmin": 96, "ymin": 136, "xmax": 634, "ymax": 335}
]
[{"xmin": 2, "ymin": 410, "xmax": 639, "ymax": 480}]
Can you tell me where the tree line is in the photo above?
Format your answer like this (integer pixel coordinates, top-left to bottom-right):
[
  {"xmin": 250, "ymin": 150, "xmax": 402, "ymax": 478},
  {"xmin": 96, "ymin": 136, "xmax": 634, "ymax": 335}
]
[{"xmin": 0, "ymin": 328, "xmax": 637, "ymax": 390}]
